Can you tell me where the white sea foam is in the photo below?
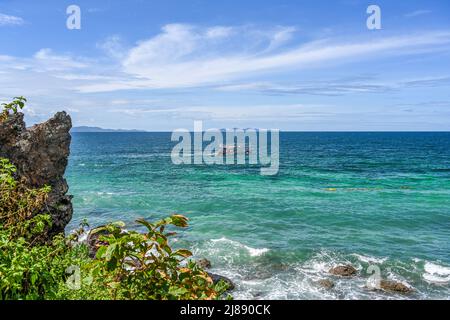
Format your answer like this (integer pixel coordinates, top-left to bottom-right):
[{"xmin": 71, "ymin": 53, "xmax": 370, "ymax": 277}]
[
  {"xmin": 198, "ymin": 247, "xmax": 429, "ymax": 300},
  {"xmin": 351, "ymin": 253, "xmax": 388, "ymax": 264},
  {"xmin": 96, "ymin": 192, "xmax": 116, "ymax": 196},
  {"xmin": 423, "ymin": 262, "xmax": 450, "ymax": 284},
  {"xmin": 77, "ymin": 231, "xmax": 88, "ymax": 243},
  {"xmin": 424, "ymin": 262, "xmax": 450, "ymax": 275},
  {"xmin": 246, "ymin": 246, "xmax": 270, "ymax": 257},
  {"xmin": 209, "ymin": 237, "xmax": 269, "ymax": 257},
  {"xmin": 93, "ymin": 191, "xmax": 136, "ymax": 196}
]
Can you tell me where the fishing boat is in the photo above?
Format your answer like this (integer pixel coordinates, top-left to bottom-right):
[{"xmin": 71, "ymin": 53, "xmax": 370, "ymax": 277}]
[{"xmin": 216, "ymin": 144, "xmax": 251, "ymax": 156}]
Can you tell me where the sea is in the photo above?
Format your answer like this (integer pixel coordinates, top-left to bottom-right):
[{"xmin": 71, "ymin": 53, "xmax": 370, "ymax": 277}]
[{"xmin": 66, "ymin": 132, "xmax": 450, "ymax": 300}]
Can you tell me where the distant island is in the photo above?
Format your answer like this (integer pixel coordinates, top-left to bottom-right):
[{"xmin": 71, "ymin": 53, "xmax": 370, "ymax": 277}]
[{"xmin": 71, "ymin": 126, "xmax": 147, "ymax": 133}]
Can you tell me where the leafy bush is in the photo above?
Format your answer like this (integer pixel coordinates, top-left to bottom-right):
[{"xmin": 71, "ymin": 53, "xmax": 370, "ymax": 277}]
[
  {"xmin": 0, "ymin": 158, "xmax": 51, "ymax": 242},
  {"xmin": 0, "ymin": 96, "xmax": 26, "ymax": 122},
  {"xmin": 0, "ymin": 225, "xmax": 79, "ymax": 299},
  {"xmin": 0, "ymin": 158, "xmax": 229, "ymax": 300},
  {"xmin": 0, "ymin": 158, "xmax": 79, "ymax": 299},
  {"xmin": 60, "ymin": 217, "xmax": 223, "ymax": 300}
]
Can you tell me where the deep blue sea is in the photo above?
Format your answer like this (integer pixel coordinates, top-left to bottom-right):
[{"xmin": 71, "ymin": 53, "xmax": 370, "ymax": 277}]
[{"xmin": 66, "ymin": 132, "xmax": 450, "ymax": 300}]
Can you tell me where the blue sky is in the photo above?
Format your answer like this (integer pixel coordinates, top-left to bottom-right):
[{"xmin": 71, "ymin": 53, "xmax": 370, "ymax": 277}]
[{"xmin": 0, "ymin": 0, "xmax": 449, "ymax": 131}]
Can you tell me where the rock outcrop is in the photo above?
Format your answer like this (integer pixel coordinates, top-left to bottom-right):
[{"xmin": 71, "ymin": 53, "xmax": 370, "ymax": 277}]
[
  {"xmin": 329, "ymin": 265, "xmax": 358, "ymax": 277},
  {"xmin": 379, "ymin": 280, "xmax": 413, "ymax": 294},
  {"xmin": 317, "ymin": 279, "xmax": 335, "ymax": 290},
  {"xmin": 87, "ymin": 226, "xmax": 111, "ymax": 258},
  {"xmin": 0, "ymin": 112, "xmax": 73, "ymax": 238},
  {"xmin": 197, "ymin": 258, "xmax": 212, "ymax": 269}
]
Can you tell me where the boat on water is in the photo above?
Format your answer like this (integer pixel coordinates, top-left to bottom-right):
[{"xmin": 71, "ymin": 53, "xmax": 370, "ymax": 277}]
[{"xmin": 216, "ymin": 144, "xmax": 251, "ymax": 156}]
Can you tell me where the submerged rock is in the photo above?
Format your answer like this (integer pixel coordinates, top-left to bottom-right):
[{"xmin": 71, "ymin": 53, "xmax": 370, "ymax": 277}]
[
  {"xmin": 271, "ymin": 263, "xmax": 290, "ymax": 271},
  {"xmin": 329, "ymin": 265, "xmax": 358, "ymax": 277},
  {"xmin": 197, "ymin": 258, "xmax": 212, "ymax": 269},
  {"xmin": 317, "ymin": 279, "xmax": 335, "ymax": 290},
  {"xmin": 207, "ymin": 272, "xmax": 235, "ymax": 291},
  {"xmin": 0, "ymin": 112, "xmax": 72, "ymax": 238},
  {"xmin": 379, "ymin": 280, "xmax": 413, "ymax": 294}
]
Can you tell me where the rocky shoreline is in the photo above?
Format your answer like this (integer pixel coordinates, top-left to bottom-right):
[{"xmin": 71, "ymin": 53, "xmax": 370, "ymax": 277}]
[
  {"xmin": 0, "ymin": 111, "xmax": 236, "ymax": 292},
  {"xmin": 0, "ymin": 111, "xmax": 415, "ymax": 297},
  {"xmin": 196, "ymin": 259, "xmax": 413, "ymax": 296}
]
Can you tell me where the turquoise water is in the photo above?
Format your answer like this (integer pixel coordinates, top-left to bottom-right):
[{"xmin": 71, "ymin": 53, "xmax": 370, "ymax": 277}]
[{"xmin": 66, "ymin": 132, "xmax": 450, "ymax": 299}]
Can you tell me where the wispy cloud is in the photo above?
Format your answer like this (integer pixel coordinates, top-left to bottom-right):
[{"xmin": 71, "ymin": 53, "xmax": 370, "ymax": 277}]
[
  {"xmin": 402, "ymin": 76, "xmax": 450, "ymax": 88},
  {"xmin": 404, "ymin": 10, "xmax": 432, "ymax": 18},
  {"xmin": 2, "ymin": 24, "xmax": 450, "ymax": 96},
  {"xmin": 0, "ymin": 13, "xmax": 24, "ymax": 26},
  {"xmin": 217, "ymin": 79, "xmax": 391, "ymax": 96},
  {"xmin": 33, "ymin": 49, "xmax": 88, "ymax": 71},
  {"xmin": 106, "ymin": 103, "xmax": 332, "ymax": 122},
  {"xmin": 0, "ymin": 48, "xmax": 88, "ymax": 73},
  {"xmin": 1, "ymin": 23, "xmax": 450, "ymax": 130},
  {"xmin": 97, "ymin": 35, "xmax": 127, "ymax": 59},
  {"xmin": 217, "ymin": 76, "xmax": 450, "ymax": 96},
  {"xmin": 74, "ymin": 24, "xmax": 450, "ymax": 93}
]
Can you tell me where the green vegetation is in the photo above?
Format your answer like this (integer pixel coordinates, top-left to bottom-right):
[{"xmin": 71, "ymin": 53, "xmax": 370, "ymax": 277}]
[
  {"xmin": 0, "ymin": 157, "xmax": 229, "ymax": 300},
  {"xmin": 1, "ymin": 96, "xmax": 27, "ymax": 122}
]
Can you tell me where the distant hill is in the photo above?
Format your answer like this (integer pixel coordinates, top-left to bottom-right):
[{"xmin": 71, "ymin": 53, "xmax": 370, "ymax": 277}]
[{"xmin": 71, "ymin": 126, "xmax": 147, "ymax": 133}]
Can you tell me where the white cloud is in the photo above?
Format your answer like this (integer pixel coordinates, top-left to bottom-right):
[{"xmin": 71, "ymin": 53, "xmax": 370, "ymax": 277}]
[
  {"xmin": 263, "ymin": 26, "xmax": 297, "ymax": 52},
  {"xmin": 76, "ymin": 25, "xmax": 450, "ymax": 92},
  {"xmin": 0, "ymin": 48, "xmax": 91, "ymax": 75},
  {"xmin": 205, "ymin": 26, "xmax": 234, "ymax": 39},
  {"xmin": 97, "ymin": 35, "xmax": 126, "ymax": 59},
  {"xmin": 1, "ymin": 23, "xmax": 449, "ymax": 130},
  {"xmin": 109, "ymin": 98, "xmax": 161, "ymax": 106},
  {"xmin": 0, "ymin": 13, "xmax": 24, "ymax": 26},
  {"xmin": 55, "ymin": 74, "xmax": 115, "ymax": 81},
  {"xmin": 0, "ymin": 55, "xmax": 14, "ymax": 61},
  {"xmin": 1, "ymin": 24, "xmax": 450, "ymax": 129},
  {"xmin": 405, "ymin": 10, "xmax": 432, "ymax": 18},
  {"xmin": 4, "ymin": 24, "xmax": 449, "ymax": 96},
  {"xmin": 216, "ymin": 76, "xmax": 450, "ymax": 96},
  {"xmin": 33, "ymin": 49, "xmax": 87, "ymax": 71},
  {"xmin": 106, "ymin": 103, "xmax": 331, "ymax": 122}
]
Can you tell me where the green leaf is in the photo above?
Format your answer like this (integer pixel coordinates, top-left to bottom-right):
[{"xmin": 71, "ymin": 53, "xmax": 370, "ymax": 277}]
[
  {"xmin": 104, "ymin": 243, "xmax": 117, "ymax": 261},
  {"xmin": 96, "ymin": 245, "xmax": 107, "ymax": 259},
  {"xmin": 136, "ymin": 218, "xmax": 154, "ymax": 231},
  {"xmin": 170, "ymin": 215, "xmax": 189, "ymax": 228},
  {"xmin": 174, "ymin": 249, "xmax": 192, "ymax": 258},
  {"xmin": 168, "ymin": 286, "xmax": 188, "ymax": 296}
]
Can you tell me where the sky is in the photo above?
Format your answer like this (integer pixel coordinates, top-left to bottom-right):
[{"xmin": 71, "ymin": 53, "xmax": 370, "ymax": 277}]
[{"xmin": 0, "ymin": 0, "xmax": 449, "ymax": 131}]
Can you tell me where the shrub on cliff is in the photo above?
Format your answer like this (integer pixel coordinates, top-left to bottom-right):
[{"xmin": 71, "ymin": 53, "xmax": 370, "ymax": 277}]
[
  {"xmin": 0, "ymin": 96, "xmax": 26, "ymax": 122},
  {"xmin": 0, "ymin": 158, "xmax": 81, "ymax": 299},
  {"xmin": 0, "ymin": 158, "xmax": 229, "ymax": 300},
  {"xmin": 0, "ymin": 158, "xmax": 51, "ymax": 242}
]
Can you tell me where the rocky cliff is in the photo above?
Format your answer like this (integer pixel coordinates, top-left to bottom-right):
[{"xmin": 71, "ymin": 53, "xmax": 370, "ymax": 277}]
[{"xmin": 0, "ymin": 112, "xmax": 73, "ymax": 237}]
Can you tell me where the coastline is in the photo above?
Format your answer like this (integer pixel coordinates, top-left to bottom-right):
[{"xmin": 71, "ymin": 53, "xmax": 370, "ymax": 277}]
[
  {"xmin": 2, "ymin": 112, "xmax": 449, "ymax": 300},
  {"xmin": 66, "ymin": 131, "xmax": 450, "ymax": 300}
]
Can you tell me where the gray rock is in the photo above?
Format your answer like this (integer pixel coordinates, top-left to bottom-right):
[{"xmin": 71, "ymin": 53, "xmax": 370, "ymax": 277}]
[
  {"xmin": 87, "ymin": 226, "xmax": 111, "ymax": 258},
  {"xmin": 207, "ymin": 272, "xmax": 235, "ymax": 291},
  {"xmin": 0, "ymin": 112, "xmax": 72, "ymax": 238},
  {"xmin": 379, "ymin": 280, "xmax": 413, "ymax": 294},
  {"xmin": 197, "ymin": 258, "xmax": 212, "ymax": 269},
  {"xmin": 317, "ymin": 279, "xmax": 335, "ymax": 289},
  {"xmin": 329, "ymin": 265, "xmax": 358, "ymax": 277}
]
